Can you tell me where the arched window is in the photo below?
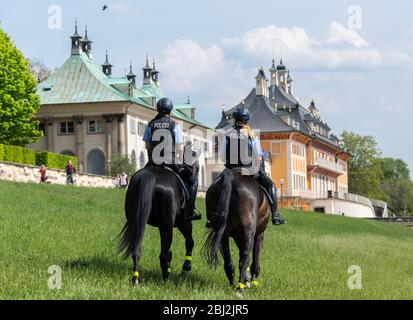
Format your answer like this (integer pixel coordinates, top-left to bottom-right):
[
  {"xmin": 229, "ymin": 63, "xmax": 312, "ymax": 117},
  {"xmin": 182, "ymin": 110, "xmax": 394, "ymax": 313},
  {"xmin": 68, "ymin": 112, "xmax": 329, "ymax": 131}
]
[
  {"xmin": 139, "ymin": 151, "xmax": 145, "ymax": 169},
  {"xmin": 131, "ymin": 150, "xmax": 137, "ymax": 171},
  {"xmin": 87, "ymin": 149, "xmax": 106, "ymax": 176}
]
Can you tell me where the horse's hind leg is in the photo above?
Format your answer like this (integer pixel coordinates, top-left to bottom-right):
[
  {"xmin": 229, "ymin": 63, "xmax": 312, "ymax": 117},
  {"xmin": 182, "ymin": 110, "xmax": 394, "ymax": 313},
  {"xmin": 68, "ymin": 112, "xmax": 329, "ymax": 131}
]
[
  {"xmin": 220, "ymin": 233, "xmax": 235, "ymax": 287},
  {"xmin": 159, "ymin": 228, "xmax": 173, "ymax": 281},
  {"xmin": 234, "ymin": 234, "xmax": 254, "ymax": 293},
  {"xmin": 250, "ymin": 233, "xmax": 264, "ymax": 288},
  {"xmin": 177, "ymin": 221, "xmax": 194, "ymax": 275},
  {"xmin": 131, "ymin": 253, "xmax": 141, "ymax": 286}
]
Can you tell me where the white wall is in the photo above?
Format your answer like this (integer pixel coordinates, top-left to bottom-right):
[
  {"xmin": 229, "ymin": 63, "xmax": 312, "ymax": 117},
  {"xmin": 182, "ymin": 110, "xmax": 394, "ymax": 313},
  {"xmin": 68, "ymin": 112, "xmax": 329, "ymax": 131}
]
[{"xmin": 310, "ymin": 198, "xmax": 376, "ymax": 218}]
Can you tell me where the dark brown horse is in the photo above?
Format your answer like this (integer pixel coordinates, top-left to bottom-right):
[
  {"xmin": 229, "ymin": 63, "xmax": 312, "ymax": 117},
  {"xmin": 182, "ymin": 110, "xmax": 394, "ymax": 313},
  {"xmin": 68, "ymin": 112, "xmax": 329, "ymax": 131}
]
[{"xmin": 202, "ymin": 168, "xmax": 270, "ymax": 293}]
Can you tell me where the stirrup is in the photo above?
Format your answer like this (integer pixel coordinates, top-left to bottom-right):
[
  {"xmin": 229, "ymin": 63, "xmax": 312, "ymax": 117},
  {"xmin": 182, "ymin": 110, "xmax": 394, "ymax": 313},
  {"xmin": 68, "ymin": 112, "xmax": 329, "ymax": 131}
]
[{"xmin": 188, "ymin": 208, "xmax": 202, "ymax": 221}]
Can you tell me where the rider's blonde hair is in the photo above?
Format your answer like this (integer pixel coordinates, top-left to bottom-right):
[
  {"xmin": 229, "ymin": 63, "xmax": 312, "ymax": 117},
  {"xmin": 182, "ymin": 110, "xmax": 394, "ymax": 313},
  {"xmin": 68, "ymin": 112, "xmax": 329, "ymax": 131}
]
[{"xmin": 235, "ymin": 121, "xmax": 255, "ymax": 140}]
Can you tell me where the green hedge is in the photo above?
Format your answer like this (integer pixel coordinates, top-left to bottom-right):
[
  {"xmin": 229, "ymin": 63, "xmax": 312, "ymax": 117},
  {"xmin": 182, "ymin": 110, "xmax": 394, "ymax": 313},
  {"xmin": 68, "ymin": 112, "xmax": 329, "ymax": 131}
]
[
  {"xmin": 0, "ymin": 144, "xmax": 36, "ymax": 165},
  {"xmin": 35, "ymin": 152, "xmax": 78, "ymax": 170},
  {"xmin": 0, "ymin": 144, "xmax": 78, "ymax": 170}
]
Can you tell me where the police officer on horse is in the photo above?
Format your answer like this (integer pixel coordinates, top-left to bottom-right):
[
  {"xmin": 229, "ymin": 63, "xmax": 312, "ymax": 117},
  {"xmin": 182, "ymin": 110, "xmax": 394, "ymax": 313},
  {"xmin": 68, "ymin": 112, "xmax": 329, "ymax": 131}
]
[
  {"xmin": 143, "ymin": 97, "xmax": 202, "ymax": 221},
  {"xmin": 219, "ymin": 106, "xmax": 285, "ymax": 226}
]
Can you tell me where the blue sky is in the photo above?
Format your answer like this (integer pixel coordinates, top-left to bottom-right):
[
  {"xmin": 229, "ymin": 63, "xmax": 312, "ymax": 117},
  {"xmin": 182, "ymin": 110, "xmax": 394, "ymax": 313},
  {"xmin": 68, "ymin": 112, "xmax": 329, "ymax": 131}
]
[{"xmin": 1, "ymin": 0, "xmax": 413, "ymax": 176}]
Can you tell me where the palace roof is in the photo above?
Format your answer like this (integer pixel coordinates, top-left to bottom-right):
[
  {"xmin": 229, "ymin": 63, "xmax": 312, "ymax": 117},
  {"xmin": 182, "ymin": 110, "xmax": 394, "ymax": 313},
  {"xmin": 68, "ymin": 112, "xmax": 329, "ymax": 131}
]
[
  {"xmin": 37, "ymin": 52, "xmax": 210, "ymax": 128},
  {"xmin": 216, "ymin": 63, "xmax": 343, "ymax": 150}
]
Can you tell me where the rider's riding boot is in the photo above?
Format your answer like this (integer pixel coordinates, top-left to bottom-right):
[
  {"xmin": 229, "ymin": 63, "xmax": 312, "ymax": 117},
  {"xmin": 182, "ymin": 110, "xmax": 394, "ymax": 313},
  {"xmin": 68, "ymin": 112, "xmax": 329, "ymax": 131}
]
[
  {"xmin": 269, "ymin": 186, "xmax": 286, "ymax": 226},
  {"xmin": 189, "ymin": 207, "xmax": 202, "ymax": 221},
  {"xmin": 186, "ymin": 185, "xmax": 202, "ymax": 221}
]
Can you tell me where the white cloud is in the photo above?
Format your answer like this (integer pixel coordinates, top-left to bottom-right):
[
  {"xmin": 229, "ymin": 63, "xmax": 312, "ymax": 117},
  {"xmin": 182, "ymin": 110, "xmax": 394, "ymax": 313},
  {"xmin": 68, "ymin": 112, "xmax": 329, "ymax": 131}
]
[
  {"xmin": 158, "ymin": 39, "xmax": 251, "ymax": 125},
  {"xmin": 157, "ymin": 22, "xmax": 412, "ymax": 127},
  {"xmin": 327, "ymin": 22, "xmax": 369, "ymax": 48},
  {"xmin": 159, "ymin": 40, "xmax": 225, "ymax": 92},
  {"xmin": 221, "ymin": 22, "xmax": 409, "ymax": 70},
  {"xmin": 222, "ymin": 25, "xmax": 317, "ymax": 57}
]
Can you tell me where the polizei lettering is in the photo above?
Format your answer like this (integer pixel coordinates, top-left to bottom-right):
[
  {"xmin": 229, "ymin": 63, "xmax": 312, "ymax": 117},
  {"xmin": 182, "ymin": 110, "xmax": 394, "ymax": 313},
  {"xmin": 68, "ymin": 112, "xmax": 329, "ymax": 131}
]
[
  {"xmin": 154, "ymin": 122, "xmax": 170, "ymax": 129},
  {"xmin": 163, "ymin": 304, "xmax": 198, "ymax": 318}
]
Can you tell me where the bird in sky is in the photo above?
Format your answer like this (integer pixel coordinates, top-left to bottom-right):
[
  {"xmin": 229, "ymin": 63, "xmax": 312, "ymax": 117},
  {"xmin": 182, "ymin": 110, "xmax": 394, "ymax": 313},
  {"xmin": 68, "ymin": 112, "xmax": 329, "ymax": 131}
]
[{"xmin": 102, "ymin": 5, "xmax": 108, "ymax": 11}]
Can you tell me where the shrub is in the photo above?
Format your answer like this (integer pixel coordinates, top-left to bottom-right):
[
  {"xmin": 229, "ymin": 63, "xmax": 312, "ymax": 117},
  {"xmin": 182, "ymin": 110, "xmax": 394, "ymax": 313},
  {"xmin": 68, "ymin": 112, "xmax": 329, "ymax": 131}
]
[
  {"xmin": 35, "ymin": 152, "xmax": 78, "ymax": 170},
  {"xmin": 109, "ymin": 154, "xmax": 136, "ymax": 177},
  {"xmin": 0, "ymin": 144, "xmax": 36, "ymax": 165}
]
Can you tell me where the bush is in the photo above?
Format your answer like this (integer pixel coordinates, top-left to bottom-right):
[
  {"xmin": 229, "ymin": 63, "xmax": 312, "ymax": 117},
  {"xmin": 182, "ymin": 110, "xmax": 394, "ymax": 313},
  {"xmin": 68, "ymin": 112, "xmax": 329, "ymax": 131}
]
[
  {"xmin": 0, "ymin": 144, "xmax": 36, "ymax": 165},
  {"xmin": 109, "ymin": 154, "xmax": 136, "ymax": 177},
  {"xmin": 35, "ymin": 152, "xmax": 78, "ymax": 170}
]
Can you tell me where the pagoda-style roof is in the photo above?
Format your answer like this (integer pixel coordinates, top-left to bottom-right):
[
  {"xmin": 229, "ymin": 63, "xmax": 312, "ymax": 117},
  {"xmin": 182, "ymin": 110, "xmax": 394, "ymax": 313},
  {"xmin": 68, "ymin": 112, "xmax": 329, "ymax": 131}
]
[
  {"xmin": 217, "ymin": 64, "xmax": 344, "ymax": 151},
  {"xmin": 140, "ymin": 83, "xmax": 208, "ymax": 128},
  {"xmin": 269, "ymin": 81, "xmax": 298, "ymax": 107},
  {"xmin": 38, "ymin": 52, "xmax": 138, "ymax": 104},
  {"xmin": 216, "ymin": 89, "xmax": 292, "ymax": 133},
  {"xmin": 37, "ymin": 52, "xmax": 210, "ymax": 128}
]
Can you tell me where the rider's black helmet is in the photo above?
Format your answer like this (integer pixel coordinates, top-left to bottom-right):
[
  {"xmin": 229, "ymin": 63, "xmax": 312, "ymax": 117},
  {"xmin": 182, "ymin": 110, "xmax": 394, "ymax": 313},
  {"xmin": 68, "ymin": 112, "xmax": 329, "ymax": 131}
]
[
  {"xmin": 233, "ymin": 106, "xmax": 251, "ymax": 122},
  {"xmin": 157, "ymin": 97, "xmax": 174, "ymax": 114}
]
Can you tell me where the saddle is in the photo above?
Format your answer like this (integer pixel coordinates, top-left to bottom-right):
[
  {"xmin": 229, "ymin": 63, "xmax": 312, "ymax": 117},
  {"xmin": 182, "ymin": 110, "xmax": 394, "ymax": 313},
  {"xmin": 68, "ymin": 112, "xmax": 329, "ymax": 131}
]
[
  {"xmin": 215, "ymin": 168, "xmax": 273, "ymax": 205},
  {"xmin": 161, "ymin": 165, "xmax": 190, "ymax": 201}
]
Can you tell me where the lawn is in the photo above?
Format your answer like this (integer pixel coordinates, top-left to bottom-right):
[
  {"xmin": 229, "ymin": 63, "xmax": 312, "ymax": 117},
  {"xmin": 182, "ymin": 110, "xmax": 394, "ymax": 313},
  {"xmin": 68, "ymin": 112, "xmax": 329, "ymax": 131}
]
[{"xmin": 0, "ymin": 180, "xmax": 412, "ymax": 300}]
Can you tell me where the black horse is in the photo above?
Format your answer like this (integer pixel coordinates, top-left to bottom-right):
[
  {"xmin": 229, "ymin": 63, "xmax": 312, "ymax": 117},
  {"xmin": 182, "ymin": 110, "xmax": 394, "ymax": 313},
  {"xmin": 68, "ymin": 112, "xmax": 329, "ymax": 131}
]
[
  {"xmin": 119, "ymin": 166, "xmax": 194, "ymax": 285},
  {"xmin": 202, "ymin": 168, "xmax": 270, "ymax": 293}
]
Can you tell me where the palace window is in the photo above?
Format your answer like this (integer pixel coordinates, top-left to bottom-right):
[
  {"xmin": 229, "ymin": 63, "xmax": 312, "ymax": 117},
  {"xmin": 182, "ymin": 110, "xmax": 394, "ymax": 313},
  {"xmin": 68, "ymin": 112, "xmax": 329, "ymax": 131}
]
[
  {"xmin": 138, "ymin": 122, "xmax": 145, "ymax": 137},
  {"xmin": 88, "ymin": 120, "xmax": 105, "ymax": 133},
  {"xmin": 271, "ymin": 142, "xmax": 281, "ymax": 155},
  {"xmin": 37, "ymin": 122, "xmax": 46, "ymax": 136},
  {"xmin": 60, "ymin": 121, "xmax": 74, "ymax": 135},
  {"xmin": 292, "ymin": 144, "xmax": 304, "ymax": 157},
  {"xmin": 130, "ymin": 119, "xmax": 137, "ymax": 135}
]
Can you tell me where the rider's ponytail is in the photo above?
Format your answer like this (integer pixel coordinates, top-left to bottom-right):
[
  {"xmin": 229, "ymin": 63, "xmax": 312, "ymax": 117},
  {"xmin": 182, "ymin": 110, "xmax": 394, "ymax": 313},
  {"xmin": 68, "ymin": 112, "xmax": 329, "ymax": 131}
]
[{"xmin": 235, "ymin": 122, "xmax": 255, "ymax": 140}]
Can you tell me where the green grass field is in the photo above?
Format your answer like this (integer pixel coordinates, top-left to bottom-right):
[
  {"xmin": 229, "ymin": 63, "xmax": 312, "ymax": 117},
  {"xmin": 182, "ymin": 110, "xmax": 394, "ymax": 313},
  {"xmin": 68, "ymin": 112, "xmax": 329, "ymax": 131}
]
[{"xmin": 0, "ymin": 179, "xmax": 412, "ymax": 300}]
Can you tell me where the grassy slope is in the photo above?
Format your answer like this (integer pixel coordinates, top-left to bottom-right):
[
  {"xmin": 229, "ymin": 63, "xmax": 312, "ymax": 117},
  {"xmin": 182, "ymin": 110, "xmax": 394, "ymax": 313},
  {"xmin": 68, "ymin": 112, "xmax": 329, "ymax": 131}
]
[{"xmin": 0, "ymin": 180, "xmax": 412, "ymax": 300}]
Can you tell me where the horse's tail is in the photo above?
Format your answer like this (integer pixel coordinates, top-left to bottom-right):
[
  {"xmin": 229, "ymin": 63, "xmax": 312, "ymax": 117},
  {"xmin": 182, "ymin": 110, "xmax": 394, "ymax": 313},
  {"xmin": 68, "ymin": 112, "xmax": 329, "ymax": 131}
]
[
  {"xmin": 202, "ymin": 168, "xmax": 233, "ymax": 267},
  {"xmin": 118, "ymin": 170, "xmax": 155, "ymax": 259}
]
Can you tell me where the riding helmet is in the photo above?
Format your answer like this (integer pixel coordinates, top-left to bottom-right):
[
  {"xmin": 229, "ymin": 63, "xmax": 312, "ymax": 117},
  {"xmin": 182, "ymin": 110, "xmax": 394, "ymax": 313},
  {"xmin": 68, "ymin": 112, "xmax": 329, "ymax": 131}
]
[
  {"xmin": 233, "ymin": 106, "xmax": 251, "ymax": 122},
  {"xmin": 156, "ymin": 97, "xmax": 174, "ymax": 114}
]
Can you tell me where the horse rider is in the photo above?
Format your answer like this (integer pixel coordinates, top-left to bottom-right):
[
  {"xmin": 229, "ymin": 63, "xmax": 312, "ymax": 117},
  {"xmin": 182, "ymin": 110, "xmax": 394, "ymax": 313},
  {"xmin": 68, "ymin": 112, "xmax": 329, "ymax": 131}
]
[
  {"xmin": 219, "ymin": 106, "xmax": 286, "ymax": 226},
  {"xmin": 143, "ymin": 97, "xmax": 202, "ymax": 221}
]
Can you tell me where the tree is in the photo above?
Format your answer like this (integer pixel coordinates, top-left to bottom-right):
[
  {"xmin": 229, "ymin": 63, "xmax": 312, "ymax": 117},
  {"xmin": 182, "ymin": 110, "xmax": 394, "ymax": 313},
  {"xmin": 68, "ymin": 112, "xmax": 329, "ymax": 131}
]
[
  {"xmin": 379, "ymin": 157, "xmax": 410, "ymax": 182},
  {"xmin": 0, "ymin": 28, "xmax": 41, "ymax": 145},
  {"xmin": 340, "ymin": 131, "xmax": 384, "ymax": 199},
  {"xmin": 379, "ymin": 157, "xmax": 413, "ymax": 216},
  {"xmin": 28, "ymin": 58, "xmax": 51, "ymax": 83},
  {"xmin": 382, "ymin": 179, "xmax": 413, "ymax": 216},
  {"xmin": 109, "ymin": 154, "xmax": 136, "ymax": 178}
]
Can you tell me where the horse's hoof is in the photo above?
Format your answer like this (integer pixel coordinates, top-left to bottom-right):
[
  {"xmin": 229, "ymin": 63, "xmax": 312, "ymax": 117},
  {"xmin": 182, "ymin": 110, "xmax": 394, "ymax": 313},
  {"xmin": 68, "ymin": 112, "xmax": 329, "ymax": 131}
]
[
  {"xmin": 235, "ymin": 283, "xmax": 246, "ymax": 295},
  {"xmin": 179, "ymin": 270, "xmax": 190, "ymax": 278},
  {"xmin": 131, "ymin": 276, "xmax": 139, "ymax": 287},
  {"xmin": 235, "ymin": 288, "xmax": 244, "ymax": 296},
  {"xmin": 246, "ymin": 282, "xmax": 251, "ymax": 289}
]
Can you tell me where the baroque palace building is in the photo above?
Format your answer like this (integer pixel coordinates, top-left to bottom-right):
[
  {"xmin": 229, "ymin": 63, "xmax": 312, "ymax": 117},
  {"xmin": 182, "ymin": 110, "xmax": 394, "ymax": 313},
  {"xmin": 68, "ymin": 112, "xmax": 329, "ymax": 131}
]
[
  {"xmin": 216, "ymin": 59, "xmax": 351, "ymax": 210},
  {"xmin": 28, "ymin": 23, "xmax": 212, "ymax": 188}
]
